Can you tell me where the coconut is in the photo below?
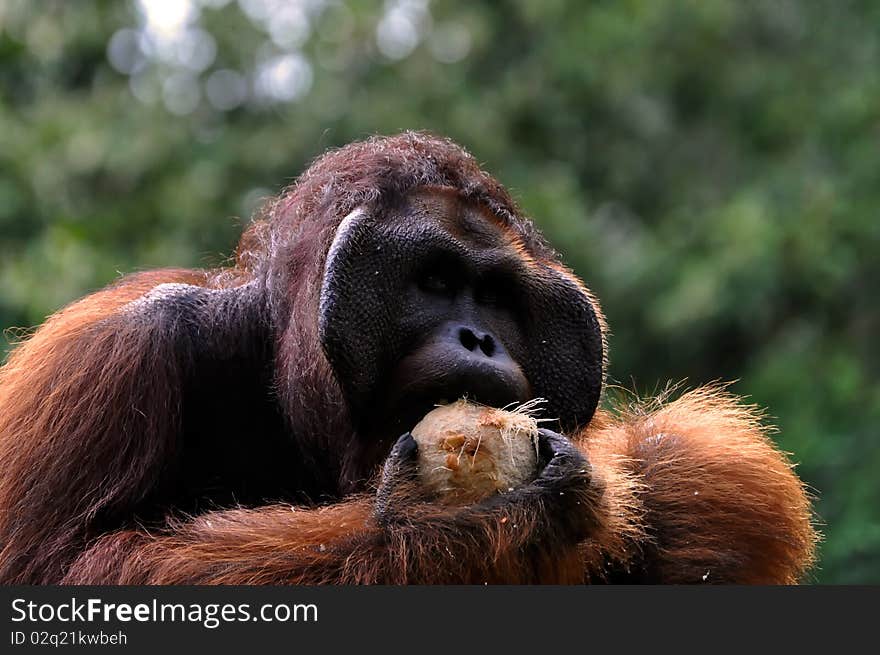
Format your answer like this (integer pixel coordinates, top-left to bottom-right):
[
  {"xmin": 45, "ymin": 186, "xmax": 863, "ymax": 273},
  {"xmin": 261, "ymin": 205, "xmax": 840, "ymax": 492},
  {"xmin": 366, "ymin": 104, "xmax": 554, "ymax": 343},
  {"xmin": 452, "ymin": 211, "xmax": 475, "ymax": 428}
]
[{"xmin": 410, "ymin": 399, "xmax": 541, "ymax": 504}]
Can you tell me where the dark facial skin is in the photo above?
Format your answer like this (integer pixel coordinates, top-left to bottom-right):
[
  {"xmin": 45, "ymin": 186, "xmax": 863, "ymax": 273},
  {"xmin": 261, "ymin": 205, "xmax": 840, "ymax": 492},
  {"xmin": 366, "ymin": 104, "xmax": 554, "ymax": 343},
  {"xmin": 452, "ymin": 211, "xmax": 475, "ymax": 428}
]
[
  {"xmin": 319, "ymin": 187, "xmax": 605, "ymax": 467},
  {"xmin": 380, "ymin": 251, "xmax": 533, "ymax": 436}
]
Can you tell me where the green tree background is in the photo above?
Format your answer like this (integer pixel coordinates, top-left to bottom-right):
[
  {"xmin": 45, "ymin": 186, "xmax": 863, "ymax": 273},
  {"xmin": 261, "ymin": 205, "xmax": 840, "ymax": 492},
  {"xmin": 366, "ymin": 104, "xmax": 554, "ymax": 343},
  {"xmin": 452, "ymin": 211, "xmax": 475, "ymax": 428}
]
[{"xmin": 0, "ymin": 0, "xmax": 877, "ymax": 583}]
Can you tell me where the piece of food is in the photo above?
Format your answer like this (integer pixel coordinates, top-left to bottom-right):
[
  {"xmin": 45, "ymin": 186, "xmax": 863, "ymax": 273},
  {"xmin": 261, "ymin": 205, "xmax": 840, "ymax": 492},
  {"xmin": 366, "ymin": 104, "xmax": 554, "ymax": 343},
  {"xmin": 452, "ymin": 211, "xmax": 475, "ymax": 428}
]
[{"xmin": 411, "ymin": 399, "xmax": 541, "ymax": 504}]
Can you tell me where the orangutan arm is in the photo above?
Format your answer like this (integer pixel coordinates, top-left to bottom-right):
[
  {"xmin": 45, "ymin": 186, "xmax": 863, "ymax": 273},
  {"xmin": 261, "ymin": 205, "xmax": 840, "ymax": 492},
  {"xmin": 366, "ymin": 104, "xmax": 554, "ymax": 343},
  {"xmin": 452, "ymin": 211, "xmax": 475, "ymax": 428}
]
[
  {"xmin": 578, "ymin": 386, "xmax": 818, "ymax": 584},
  {"xmin": 64, "ymin": 431, "xmax": 598, "ymax": 585}
]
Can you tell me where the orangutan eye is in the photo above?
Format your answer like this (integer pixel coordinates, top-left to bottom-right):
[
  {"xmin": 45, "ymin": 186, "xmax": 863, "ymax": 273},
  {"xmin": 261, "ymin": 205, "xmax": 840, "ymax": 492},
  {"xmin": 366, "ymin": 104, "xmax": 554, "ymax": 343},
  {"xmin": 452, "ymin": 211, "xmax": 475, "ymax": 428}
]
[
  {"xmin": 419, "ymin": 272, "xmax": 454, "ymax": 295},
  {"xmin": 476, "ymin": 286, "xmax": 499, "ymax": 306},
  {"xmin": 476, "ymin": 273, "xmax": 515, "ymax": 308}
]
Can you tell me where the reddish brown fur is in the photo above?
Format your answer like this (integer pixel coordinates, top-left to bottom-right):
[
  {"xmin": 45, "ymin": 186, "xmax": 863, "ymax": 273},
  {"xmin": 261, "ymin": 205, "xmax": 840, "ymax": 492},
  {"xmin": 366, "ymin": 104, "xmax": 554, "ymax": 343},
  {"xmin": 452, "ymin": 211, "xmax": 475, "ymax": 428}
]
[
  {"xmin": 63, "ymin": 490, "xmax": 590, "ymax": 585},
  {"xmin": 0, "ymin": 269, "xmax": 209, "ymax": 582},
  {"xmin": 0, "ymin": 132, "xmax": 817, "ymax": 584},
  {"xmin": 578, "ymin": 386, "xmax": 818, "ymax": 583},
  {"xmin": 57, "ymin": 386, "xmax": 816, "ymax": 585}
]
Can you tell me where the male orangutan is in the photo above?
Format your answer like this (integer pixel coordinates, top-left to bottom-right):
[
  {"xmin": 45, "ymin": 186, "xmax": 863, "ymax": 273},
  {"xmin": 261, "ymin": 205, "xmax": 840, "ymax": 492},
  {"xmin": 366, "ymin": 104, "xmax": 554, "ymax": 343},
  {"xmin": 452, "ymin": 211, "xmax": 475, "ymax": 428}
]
[{"xmin": 0, "ymin": 132, "xmax": 817, "ymax": 584}]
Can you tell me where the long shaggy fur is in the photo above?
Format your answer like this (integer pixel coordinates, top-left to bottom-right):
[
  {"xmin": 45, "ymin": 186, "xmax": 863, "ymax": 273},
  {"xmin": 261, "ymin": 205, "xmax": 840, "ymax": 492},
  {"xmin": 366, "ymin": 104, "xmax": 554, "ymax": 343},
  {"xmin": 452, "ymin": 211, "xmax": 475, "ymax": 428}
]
[
  {"xmin": 59, "ymin": 386, "xmax": 817, "ymax": 585},
  {"xmin": 0, "ymin": 132, "xmax": 817, "ymax": 584},
  {"xmin": 579, "ymin": 386, "xmax": 818, "ymax": 583}
]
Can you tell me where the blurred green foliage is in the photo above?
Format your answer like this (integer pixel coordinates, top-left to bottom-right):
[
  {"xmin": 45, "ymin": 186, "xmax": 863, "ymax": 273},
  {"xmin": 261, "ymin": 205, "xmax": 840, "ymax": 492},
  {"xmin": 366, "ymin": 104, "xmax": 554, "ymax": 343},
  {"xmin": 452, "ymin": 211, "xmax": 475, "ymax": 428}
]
[{"xmin": 0, "ymin": 0, "xmax": 877, "ymax": 583}]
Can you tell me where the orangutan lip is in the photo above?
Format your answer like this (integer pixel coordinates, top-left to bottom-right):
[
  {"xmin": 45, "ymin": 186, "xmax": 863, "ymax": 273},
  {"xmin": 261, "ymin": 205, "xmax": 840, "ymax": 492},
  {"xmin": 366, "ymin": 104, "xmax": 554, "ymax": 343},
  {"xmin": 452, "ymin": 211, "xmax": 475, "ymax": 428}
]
[{"xmin": 394, "ymin": 375, "xmax": 529, "ymax": 434}]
